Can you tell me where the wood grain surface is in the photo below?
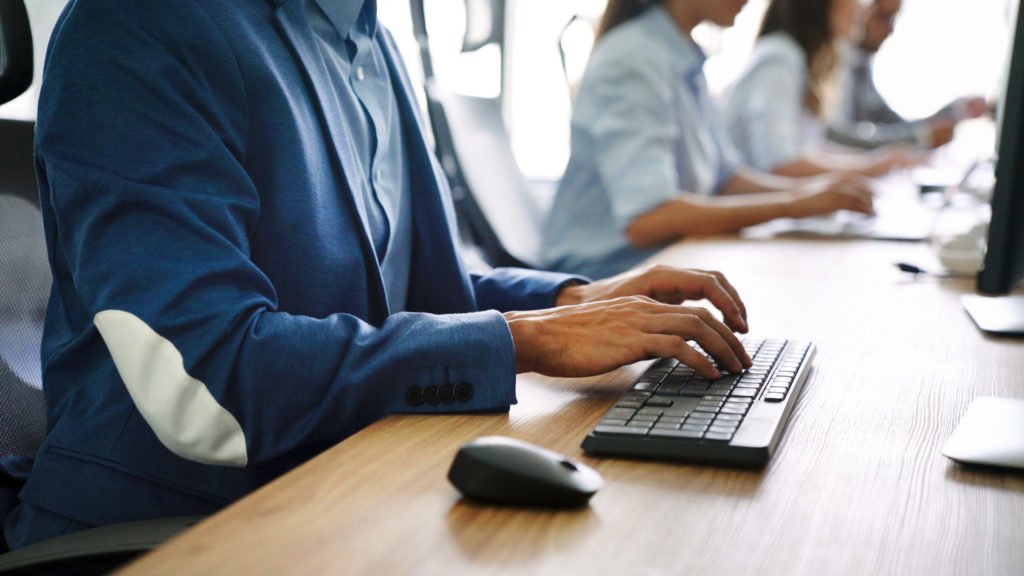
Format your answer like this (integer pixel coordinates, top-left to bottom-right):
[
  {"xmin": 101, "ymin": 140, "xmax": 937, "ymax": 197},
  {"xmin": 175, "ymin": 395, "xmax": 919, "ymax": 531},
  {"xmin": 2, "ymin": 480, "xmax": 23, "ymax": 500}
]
[{"xmin": 118, "ymin": 236, "xmax": 1024, "ymax": 576}]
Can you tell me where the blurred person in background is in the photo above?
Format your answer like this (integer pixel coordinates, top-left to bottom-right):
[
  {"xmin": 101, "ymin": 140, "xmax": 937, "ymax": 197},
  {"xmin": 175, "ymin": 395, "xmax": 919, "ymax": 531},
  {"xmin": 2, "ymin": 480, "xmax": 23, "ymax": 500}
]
[
  {"xmin": 827, "ymin": 0, "xmax": 989, "ymax": 150},
  {"xmin": 543, "ymin": 0, "xmax": 875, "ymax": 279},
  {"xmin": 723, "ymin": 0, "xmax": 920, "ymax": 177}
]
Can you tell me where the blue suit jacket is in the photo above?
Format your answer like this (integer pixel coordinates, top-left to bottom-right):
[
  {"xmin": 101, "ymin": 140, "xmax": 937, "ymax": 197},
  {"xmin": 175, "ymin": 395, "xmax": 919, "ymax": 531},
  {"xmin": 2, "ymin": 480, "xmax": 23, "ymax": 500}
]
[{"xmin": 17, "ymin": 0, "xmax": 581, "ymax": 535}]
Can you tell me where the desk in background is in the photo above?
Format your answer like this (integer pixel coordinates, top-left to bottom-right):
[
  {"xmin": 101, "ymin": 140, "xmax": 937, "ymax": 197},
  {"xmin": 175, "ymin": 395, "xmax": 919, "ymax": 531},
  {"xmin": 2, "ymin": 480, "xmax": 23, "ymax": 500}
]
[{"xmin": 118, "ymin": 236, "xmax": 1024, "ymax": 575}]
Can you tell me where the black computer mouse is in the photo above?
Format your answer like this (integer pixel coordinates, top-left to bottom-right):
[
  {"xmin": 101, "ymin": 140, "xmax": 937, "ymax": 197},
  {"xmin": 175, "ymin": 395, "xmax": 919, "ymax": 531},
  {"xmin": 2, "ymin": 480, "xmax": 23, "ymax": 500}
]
[{"xmin": 447, "ymin": 436, "xmax": 603, "ymax": 508}]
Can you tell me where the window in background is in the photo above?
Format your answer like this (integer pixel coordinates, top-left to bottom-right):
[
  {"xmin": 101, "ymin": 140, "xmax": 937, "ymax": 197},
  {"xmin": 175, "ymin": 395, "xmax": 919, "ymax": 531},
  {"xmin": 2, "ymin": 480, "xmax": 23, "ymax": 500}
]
[
  {"xmin": 505, "ymin": 0, "xmax": 604, "ymax": 180},
  {"xmin": 874, "ymin": 0, "xmax": 1012, "ymax": 117}
]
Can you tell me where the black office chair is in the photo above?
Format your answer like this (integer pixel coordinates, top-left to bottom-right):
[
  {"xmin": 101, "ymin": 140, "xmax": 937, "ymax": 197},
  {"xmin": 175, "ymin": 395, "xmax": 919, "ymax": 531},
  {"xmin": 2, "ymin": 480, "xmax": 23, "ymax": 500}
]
[
  {"xmin": 0, "ymin": 195, "xmax": 48, "ymax": 462},
  {"xmin": 410, "ymin": 0, "xmax": 546, "ymax": 269},
  {"xmin": 0, "ymin": 3, "xmax": 200, "ymax": 573},
  {"xmin": 0, "ymin": 0, "xmax": 46, "ymax": 481},
  {"xmin": 0, "ymin": 0, "xmax": 31, "ymax": 105}
]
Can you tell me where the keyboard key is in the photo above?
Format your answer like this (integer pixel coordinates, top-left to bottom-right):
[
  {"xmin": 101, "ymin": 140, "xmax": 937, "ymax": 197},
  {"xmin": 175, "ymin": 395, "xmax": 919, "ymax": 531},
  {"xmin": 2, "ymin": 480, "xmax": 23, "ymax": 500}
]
[
  {"xmin": 656, "ymin": 383, "xmax": 683, "ymax": 395},
  {"xmin": 645, "ymin": 398, "xmax": 674, "ymax": 408},
  {"xmin": 606, "ymin": 408, "xmax": 637, "ymax": 420},
  {"xmin": 709, "ymin": 424, "xmax": 738, "ymax": 434},
  {"xmin": 649, "ymin": 429, "xmax": 704, "ymax": 440},
  {"xmin": 714, "ymin": 413, "xmax": 742, "ymax": 422},
  {"xmin": 631, "ymin": 414, "xmax": 658, "ymax": 422},
  {"xmin": 687, "ymin": 413, "xmax": 714, "ymax": 422},
  {"xmin": 720, "ymin": 406, "xmax": 747, "ymax": 415},
  {"xmin": 767, "ymin": 387, "xmax": 789, "ymax": 394},
  {"xmin": 637, "ymin": 407, "xmax": 664, "ymax": 416},
  {"xmin": 680, "ymin": 422, "xmax": 709, "ymax": 431},
  {"xmin": 764, "ymin": 393, "xmax": 786, "ymax": 403},
  {"xmin": 714, "ymin": 375, "xmax": 740, "ymax": 386},
  {"xmin": 633, "ymin": 382, "xmax": 658, "ymax": 392},
  {"xmin": 662, "ymin": 373, "xmax": 690, "ymax": 384},
  {"xmin": 599, "ymin": 419, "xmax": 628, "ymax": 427},
  {"xmin": 625, "ymin": 421, "xmax": 653, "ymax": 428},
  {"xmin": 616, "ymin": 401, "xmax": 643, "ymax": 409},
  {"xmin": 594, "ymin": 425, "xmax": 649, "ymax": 436},
  {"xmin": 703, "ymin": 432, "xmax": 733, "ymax": 442},
  {"xmin": 653, "ymin": 422, "xmax": 680, "ymax": 430},
  {"xmin": 694, "ymin": 406, "xmax": 719, "ymax": 413},
  {"xmin": 730, "ymin": 388, "xmax": 758, "ymax": 398},
  {"xmin": 725, "ymin": 397, "xmax": 752, "ymax": 405}
]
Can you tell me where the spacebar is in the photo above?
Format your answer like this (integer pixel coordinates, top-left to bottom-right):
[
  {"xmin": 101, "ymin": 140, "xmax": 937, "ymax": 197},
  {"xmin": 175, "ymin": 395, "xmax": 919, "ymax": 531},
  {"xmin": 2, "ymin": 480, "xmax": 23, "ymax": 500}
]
[{"xmin": 593, "ymin": 426, "xmax": 648, "ymax": 436}]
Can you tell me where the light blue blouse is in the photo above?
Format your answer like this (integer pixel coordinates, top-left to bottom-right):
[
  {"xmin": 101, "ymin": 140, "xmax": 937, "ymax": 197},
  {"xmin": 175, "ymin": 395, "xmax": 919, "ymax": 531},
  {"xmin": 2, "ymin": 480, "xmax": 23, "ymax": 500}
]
[
  {"xmin": 305, "ymin": 0, "xmax": 412, "ymax": 310},
  {"xmin": 723, "ymin": 32, "xmax": 825, "ymax": 172},
  {"xmin": 542, "ymin": 7, "xmax": 740, "ymax": 279}
]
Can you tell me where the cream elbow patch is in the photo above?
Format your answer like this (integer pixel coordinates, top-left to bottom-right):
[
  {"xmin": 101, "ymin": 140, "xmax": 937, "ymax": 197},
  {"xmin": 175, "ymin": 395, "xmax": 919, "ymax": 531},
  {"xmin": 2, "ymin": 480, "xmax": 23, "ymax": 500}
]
[{"xmin": 94, "ymin": 310, "xmax": 248, "ymax": 467}]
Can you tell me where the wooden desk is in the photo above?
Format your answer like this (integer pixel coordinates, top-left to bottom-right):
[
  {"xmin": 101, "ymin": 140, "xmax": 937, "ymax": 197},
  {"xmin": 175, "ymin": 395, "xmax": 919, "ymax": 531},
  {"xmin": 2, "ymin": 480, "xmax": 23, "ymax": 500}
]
[{"xmin": 119, "ymin": 237, "xmax": 1024, "ymax": 575}]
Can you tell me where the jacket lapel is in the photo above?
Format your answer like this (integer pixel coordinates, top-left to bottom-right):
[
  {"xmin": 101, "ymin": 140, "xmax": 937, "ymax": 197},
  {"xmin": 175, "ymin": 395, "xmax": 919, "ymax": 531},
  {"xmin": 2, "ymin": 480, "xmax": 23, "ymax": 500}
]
[
  {"xmin": 377, "ymin": 28, "xmax": 478, "ymax": 314},
  {"xmin": 271, "ymin": 0, "xmax": 389, "ymax": 318}
]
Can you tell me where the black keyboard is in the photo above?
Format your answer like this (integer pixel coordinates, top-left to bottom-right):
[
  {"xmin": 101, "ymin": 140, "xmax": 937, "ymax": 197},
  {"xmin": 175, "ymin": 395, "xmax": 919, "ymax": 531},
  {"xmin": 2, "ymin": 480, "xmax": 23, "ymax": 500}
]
[{"xmin": 582, "ymin": 338, "xmax": 815, "ymax": 467}]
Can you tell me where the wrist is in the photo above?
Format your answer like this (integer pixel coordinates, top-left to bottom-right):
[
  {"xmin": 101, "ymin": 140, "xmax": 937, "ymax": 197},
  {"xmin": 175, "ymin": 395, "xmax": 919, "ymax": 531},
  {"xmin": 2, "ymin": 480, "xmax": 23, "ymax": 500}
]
[
  {"xmin": 503, "ymin": 311, "xmax": 538, "ymax": 373},
  {"xmin": 555, "ymin": 281, "xmax": 588, "ymax": 307},
  {"xmin": 780, "ymin": 195, "xmax": 801, "ymax": 219}
]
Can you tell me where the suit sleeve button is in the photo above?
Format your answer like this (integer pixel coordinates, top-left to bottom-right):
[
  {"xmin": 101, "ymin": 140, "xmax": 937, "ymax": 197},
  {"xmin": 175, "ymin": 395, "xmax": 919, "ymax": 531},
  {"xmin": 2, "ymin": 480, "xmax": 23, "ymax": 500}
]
[
  {"xmin": 438, "ymin": 383, "xmax": 454, "ymax": 403},
  {"xmin": 405, "ymin": 386, "xmax": 424, "ymax": 406},
  {"xmin": 423, "ymin": 385, "xmax": 439, "ymax": 404},
  {"xmin": 454, "ymin": 382, "xmax": 474, "ymax": 403}
]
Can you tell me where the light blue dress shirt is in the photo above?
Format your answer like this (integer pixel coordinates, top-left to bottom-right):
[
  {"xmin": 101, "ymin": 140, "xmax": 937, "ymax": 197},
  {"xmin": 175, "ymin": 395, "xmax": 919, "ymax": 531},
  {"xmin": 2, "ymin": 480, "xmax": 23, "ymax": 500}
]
[
  {"xmin": 723, "ymin": 32, "xmax": 826, "ymax": 172},
  {"xmin": 542, "ymin": 7, "xmax": 740, "ymax": 279},
  {"xmin": 305, "ymin": 0, "xmax": 412, "ymax": 310}
]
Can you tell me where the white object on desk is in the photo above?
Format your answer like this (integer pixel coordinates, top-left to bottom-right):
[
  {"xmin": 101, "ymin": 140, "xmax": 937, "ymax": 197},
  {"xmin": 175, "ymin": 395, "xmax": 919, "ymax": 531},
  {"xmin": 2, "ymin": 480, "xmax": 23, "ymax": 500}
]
[
  {"xmin": 943, "ymin": 396, "xmax": 1024, "ymax": 470},
  {"xmin": 935, "ymin": 222, "xmax": 987, "ymax": 275},
  {"xmin": 962, "ymin": 294, "xmax": 1024, "ymax": 335}
]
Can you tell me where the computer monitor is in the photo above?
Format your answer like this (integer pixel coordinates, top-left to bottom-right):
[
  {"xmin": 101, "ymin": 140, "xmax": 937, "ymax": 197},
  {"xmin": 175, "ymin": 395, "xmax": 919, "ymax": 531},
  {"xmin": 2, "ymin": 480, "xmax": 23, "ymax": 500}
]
[{"xmin": 962, "ymin": 0, "xmax": 1024, "ymax": 335}]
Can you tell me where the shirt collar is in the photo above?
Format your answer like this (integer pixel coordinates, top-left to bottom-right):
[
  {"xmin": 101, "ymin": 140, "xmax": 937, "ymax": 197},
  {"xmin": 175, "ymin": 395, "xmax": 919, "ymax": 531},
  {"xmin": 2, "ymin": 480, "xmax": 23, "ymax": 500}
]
[
  {"xmin": 314, "ymin": 0, "xmax": 377, "ymax": 39},
  {"xmin": 645, "ymin": 6, "xmax": 707, "ymax": 74}
]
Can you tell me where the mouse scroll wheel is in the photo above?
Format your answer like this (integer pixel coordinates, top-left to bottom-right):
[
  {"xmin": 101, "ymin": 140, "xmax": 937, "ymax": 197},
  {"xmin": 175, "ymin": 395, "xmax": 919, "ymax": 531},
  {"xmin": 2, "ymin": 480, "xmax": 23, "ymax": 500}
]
[{"xmin": 559, "ymin": 460, "xmax": 578, "ymax": 472}]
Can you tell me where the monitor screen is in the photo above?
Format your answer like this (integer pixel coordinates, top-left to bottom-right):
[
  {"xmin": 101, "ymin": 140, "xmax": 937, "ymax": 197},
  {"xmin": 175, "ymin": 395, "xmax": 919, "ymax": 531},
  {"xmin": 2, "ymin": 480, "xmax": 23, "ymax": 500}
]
[{"xmin": 979, "ymin": 0, "xmax": 1024, "ymax": 294}]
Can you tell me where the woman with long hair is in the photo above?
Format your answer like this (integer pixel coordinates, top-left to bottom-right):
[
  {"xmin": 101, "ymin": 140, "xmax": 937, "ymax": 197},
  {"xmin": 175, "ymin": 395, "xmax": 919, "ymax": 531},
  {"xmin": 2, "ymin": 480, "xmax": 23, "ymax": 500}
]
[
  {"xmin": 723, "ymin": 0, "xmax": 916, "ymax": 176},
  {"xmin": 542, "ymin": 0, "xmax": 874, "ymax": 279}
]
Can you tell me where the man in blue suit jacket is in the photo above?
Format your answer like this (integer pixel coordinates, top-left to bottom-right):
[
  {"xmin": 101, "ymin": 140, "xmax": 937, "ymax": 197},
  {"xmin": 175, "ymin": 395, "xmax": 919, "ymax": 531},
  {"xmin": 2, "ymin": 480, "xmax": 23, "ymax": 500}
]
[{"xmin": 2, "ymin": 0, "xmax": 752, "ymax": 549}]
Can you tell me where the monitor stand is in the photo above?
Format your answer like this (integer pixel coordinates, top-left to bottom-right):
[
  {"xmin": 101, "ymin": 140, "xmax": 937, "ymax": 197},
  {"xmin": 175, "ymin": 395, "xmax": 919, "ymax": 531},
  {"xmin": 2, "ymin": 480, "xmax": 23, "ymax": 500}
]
[{"xmin": 961, "ymin": 294, "xmax": 1024, "ymax": 336}]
